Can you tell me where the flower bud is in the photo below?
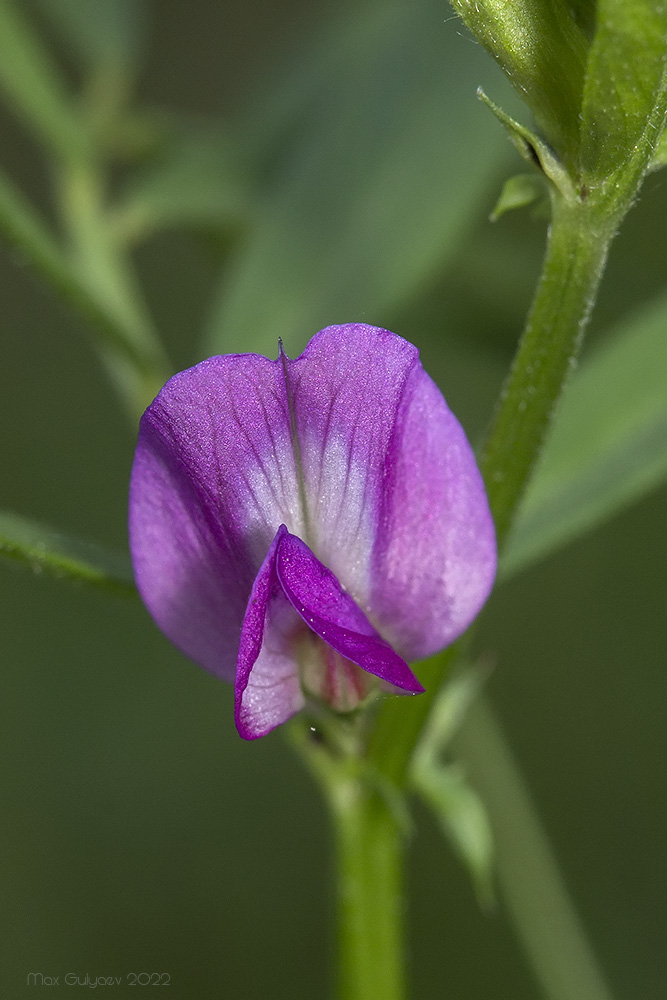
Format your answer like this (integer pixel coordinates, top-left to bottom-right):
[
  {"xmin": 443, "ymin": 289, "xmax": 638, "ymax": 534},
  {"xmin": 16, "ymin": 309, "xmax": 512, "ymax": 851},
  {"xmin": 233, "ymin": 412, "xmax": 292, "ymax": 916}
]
[{"xmin": 450, "ymin": 0, "xmax": 591, "ymax": 171}]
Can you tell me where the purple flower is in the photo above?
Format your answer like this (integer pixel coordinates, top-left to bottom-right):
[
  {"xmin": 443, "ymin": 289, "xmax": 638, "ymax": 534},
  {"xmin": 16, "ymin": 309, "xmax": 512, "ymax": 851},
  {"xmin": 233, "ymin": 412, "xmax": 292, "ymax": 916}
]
[{"xmin": 129, "ymin": 325, "xmax": 496, "ymax": 739}]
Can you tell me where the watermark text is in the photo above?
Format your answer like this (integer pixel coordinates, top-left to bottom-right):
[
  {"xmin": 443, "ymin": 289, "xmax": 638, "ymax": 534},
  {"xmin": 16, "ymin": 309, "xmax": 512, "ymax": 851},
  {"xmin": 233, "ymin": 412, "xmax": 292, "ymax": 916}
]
[{"xmin": 27, "ymin": 972, "xmax": 171, "ymax": 987}]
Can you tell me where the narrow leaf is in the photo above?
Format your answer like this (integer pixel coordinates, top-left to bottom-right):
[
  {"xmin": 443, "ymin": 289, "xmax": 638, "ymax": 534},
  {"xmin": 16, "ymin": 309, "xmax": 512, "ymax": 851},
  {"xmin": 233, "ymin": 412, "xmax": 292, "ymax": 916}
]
[
  {"xmin": 203, "ymin": 0, "xmax": 511, "ymax": 357},
  {"xmin": 413, "ymin": 666, "xmax": 490, "ymax": 764},
  {"xmin": 32, "ymin": 0, "xmax": 147, "ymax": 70},
  {"xmin": 413, "ymin": 761, "xmax": 495, "ymax": 907},
  {"xmin": 112, "ymin": 124, "xmax": 249, "ymax": 244},
  {"xmin": 478, "ymin": 90, "xmax": 575, "ymax": 200},
  {"xmin": 0, "ymin": 169, "xmax": 164, "ymax": 386},
  {"xmin": 411, "ymin": 666, "xmax": 495, "ymax": 903},
  {"xmin": 0, "ymin": 0, "xmax": 89, "ymax": 163},
  {"xmin": 454, "ymin": 696, "xmax": 615, "ymax": 1000},
  {"xmin": 503, "ymin": 293, "xmax": 667, "ymax": 577},
  {"xmin": 0, "ymin": 509, "xmax": 135, "ymax": 594}
]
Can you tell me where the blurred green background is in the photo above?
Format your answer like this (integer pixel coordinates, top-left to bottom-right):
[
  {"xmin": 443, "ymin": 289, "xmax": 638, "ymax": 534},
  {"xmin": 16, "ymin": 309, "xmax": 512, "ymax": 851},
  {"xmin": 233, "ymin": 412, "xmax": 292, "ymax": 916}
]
[{"xmin": 1, "ymin": 0, "xmax": 666, "ymax": 997}]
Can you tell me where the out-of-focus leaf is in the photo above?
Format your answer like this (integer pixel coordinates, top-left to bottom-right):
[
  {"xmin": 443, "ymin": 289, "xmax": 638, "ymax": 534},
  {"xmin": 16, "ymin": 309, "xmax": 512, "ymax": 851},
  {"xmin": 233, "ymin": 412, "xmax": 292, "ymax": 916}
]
[
  {"xmin": 454, "ymin": 696, "xmax": 615, "ymax": 1000},
  {"xmin": 569, "ymin": 0, "xmax": 597, "ymax": 39},
  {"xmin": 0, "ymin": 509, "xmax": 135, "ymax": 594},
  {"xmin": 490, "ymin": 173, "xmax": 546, "ymax": 221},
  {"xmin": 411, "ymin": 666, "xmax": 494, "ymax": 904},
  {"xmin": 413, "ymin": 666, "xmax": 490, "ymax": 759},
  {"xmin": 0, "ymin": 168, "xmax": 167, "ymax": 418},
  {"xmin": 0, "ymin": 0, "xmax": 89, "ymax": 163},
  {"xmin": 579, "ymin": 0, "xmax": 667, "ymax": 189},
  {"xmin": 32, "ymin": 0, "xmax": 147, "ymax": 70},
  {"xmin": 503, "ymin": 293, "xmax": 667, "ymax": 578},
  {"xmin": 0, "ymin": 169, "xmax": 138, "ymax": 367},
  {"xmin": 112, "ymin": 124, "xmax": 250, "ymax": 243},
  {"xmin": 413, "ymin": 761, "xmax": 495, "ymax": 907},
  {"xmin": 204, "ymin": 0, "xmax": 511, "ymax": 357}
]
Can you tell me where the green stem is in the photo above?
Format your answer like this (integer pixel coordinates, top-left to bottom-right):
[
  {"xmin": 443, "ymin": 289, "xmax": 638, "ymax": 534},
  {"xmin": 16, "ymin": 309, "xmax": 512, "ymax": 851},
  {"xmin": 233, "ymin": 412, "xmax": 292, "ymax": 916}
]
[
  {"xmin": 479, "ymin": 195, "xmax": 617, "ymax": 548},
  {"xmin": 288, "ymin": 719, "xmax": 406, "ymax": 1000},
  {"xmin": 58, "ymin": 161, "xmax": 170, "ymax": 420},
  {"xmin": 329, "ymin": 776, "xmax": 406, "ymax": 1000},
  {"xmin": 0, "ymin": 166, "xmax": 167, "ymax": 422},
  {"xmin": 0, "ymin": 0, "xmax": 90, "ymax": 166}
]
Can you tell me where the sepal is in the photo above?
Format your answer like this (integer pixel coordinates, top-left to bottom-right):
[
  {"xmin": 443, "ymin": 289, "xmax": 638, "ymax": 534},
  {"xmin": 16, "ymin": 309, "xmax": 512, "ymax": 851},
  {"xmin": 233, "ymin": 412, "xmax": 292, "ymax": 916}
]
[{"xmin": 478, "ymin": 90, "xmax": 575, "ymax": 202}]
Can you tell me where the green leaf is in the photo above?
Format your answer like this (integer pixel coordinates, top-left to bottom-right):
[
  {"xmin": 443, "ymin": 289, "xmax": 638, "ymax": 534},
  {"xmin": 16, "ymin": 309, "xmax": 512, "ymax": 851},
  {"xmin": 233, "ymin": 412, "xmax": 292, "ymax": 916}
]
[
  {"xmin": 502, "ymin": 292, "xmax": 667, "ymax": 577},
  {"xmin": 490, "ymin": 173, "xmax": 547, "ymax": 222},
  {"xmin": 411, "ymin": 666, "xmax": 495, "ymax": 904},
  {"xmin": 112, "ymin": 124, "xmax": 250, "ymax": 244},
  {"xmin": 203, "ymin": 0, "xmax": 511, "ymax": 357},
  {"xmin": 412, "ymin": 666, "xmax": 489, "ymax": 761},
  {"xmin": 32, "ymin": 0, "xmax": 147, "ymax": 70},
  {"xmin": 0, "ymin": 509, "xmax": 136, "ymax": 594},
  {"xmin": 0, "ymin": 168, "xmax": 166, "ymax": 413},
  {"xmin": 413, "ymin": 761, "xmax": 495, "ymax": 907},
  {"xmin": 0, "ymin": 0, "xmax": 89, "ymax": 162},
  {"xmin": 477, "ymin": 90, "xmax": 575, "ymax": 200},
  {"xmin": 569, "ymin": 0, "xmax": 597, "ymax": 39},
  {"xmin": 454, "ymin": 696, "xmax": 615, "ymax": 1000},
  {"xmin": 579, "ymin": 0, "xmax": 667, "ymax": 191}
]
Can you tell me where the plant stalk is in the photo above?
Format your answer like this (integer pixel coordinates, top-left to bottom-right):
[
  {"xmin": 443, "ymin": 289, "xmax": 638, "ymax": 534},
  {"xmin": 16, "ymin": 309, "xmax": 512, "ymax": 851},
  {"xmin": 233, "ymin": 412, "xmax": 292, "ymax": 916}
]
[
  {"xmin": 479, "ymin": 195, "xmax": 618, "ymax": 548},
  {"xmin": 329, "ymin": 776, "xmax": 406, "ymax": 1000},
  {"xmin": 58, "ymin": 161, "xmax": 169, "ymax": 420}
]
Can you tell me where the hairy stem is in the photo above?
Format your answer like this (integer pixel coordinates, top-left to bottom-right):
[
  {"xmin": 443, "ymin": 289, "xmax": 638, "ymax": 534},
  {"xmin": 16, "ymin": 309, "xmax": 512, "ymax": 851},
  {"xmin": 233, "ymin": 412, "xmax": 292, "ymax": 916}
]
[
  {"xmin": 288, "ymin": 718, "xmax": 407, "ymax": 1000},
  {"xmin": 479, "ymin": 196, "xmax": 618, "ymax": 548}
]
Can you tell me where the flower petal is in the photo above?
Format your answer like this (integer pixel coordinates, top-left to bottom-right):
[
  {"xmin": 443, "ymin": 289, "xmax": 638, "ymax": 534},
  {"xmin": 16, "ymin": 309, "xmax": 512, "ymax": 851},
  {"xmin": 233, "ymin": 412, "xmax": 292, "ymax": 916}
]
[
  {"xmin": 275, "ymin": 529, "xmax": 423, "ymax": 693},
  {"xmin": 234, "ymin": 525, "xmax": 422, "ymax": 740},
  {"xmin": 285, "ymin": 325, "xmax": 417, "ymax": 605},
  {"xmin": 129, "ymin": 353, "xmax": 303, "ymax": 680},
  {"xmin": 235, "ymin": 526, "xmax": 305, "ymax": 740},
  {"xmin": 286, "ymin": 325, "xmax": 496, "ymax": 659},
  {"xmin": 129, "ymin": 324, "xmax": 496, "ymax": 694},
  {"xmin": 372, "ymin": 358, "xmax": 497, "ymax": 658}
]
